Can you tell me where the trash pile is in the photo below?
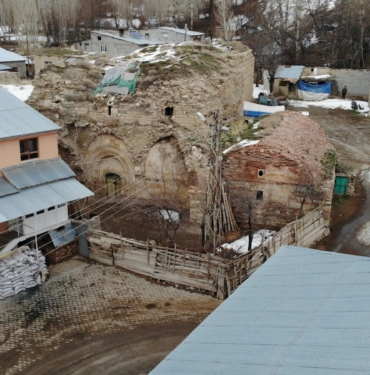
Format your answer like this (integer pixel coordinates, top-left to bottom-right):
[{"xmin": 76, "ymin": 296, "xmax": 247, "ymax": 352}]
[{"xmin": 0, "ymin": 247, "xmax": 48, "ymax": 299}]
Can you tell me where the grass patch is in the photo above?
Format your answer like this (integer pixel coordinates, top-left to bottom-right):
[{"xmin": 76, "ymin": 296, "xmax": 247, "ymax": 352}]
[{"xmin": 321, "ymin": 149, "xmax": 336, "ymax": 179}]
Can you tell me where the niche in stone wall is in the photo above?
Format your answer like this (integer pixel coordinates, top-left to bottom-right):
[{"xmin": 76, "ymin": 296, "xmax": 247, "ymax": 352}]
[{"xmin": 144, "ymin": 136, "xmax": 189, "ymax": 206}]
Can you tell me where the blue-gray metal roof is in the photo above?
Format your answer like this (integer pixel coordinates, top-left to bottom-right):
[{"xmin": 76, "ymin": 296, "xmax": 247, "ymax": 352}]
[
  {"xmin": 0, "ymin": 63, "xmax": 11, "ymax": 71},
  {"xmin": 275, "ymin": 65, "xmax": 305, "ymax": 79},
  {"xmin": 0, "ymin": 177, "xmax": 19, "ymax": 198},
  {"xmin": 2, "ymin": 158, "xmax": 75, "ymax": 190},
  {"xmin": 0, "ymin": 87, "xmax": 60, "ymax": 139},
  {"xmin": 151, "ymin": 246, "xmax": 370, "ymax": 375},
  {"xmin": 92, "ymin": 30, "xmax": 164, "ymax": 46},
  {"xmin": 0, "ymin": 178, "xmax": 93, "ymax": 221},
  {"xmin": 0, "ymin": 47, "xmax": 27, "ymax": 63},
  {"xmin": 159, "ymin": 27, "xmax": 204, "ymax": 36}
]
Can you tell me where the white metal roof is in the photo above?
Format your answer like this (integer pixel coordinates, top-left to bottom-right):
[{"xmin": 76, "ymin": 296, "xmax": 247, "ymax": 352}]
[
  {"xmin": 0, "ymin": 87, "xmax": 60, "ymax": 139},
  {"xmin": 0, "ymin": 178, "xmax": 93, "ymax": 222},
  {"xmin": 0, "ymin": 47, "xmax": 27, "ymax": 63},
  {"xmin": 91, "ymin": 30, "xmax": 164, "ymax": 46},
  {"xmin": 275, "ymin": 65, "xmax": 305, "ymax": 79},
  {"xmin": 159, "ymin": 27, "xmax": 204, "ymax": 36},
  {"xmin": 151, "ymin": 245, "xmax": 370, "ymax": 375}
]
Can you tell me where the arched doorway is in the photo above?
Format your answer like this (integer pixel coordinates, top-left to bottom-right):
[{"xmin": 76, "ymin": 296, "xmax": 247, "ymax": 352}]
[{"xmin": 105, "ymin": 173, "xmax": 121, "ymax": 196}]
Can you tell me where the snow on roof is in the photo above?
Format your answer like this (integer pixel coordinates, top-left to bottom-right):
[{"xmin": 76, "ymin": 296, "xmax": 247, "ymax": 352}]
[{"xmin": 301, "ymin": 74, "xmax": 331, "ymax": 80}]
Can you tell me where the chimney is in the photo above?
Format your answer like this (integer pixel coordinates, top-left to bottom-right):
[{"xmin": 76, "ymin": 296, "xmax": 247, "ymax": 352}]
[{"xmin": 119, "ymin": 28, "xmax": 124, "ymax": 37}]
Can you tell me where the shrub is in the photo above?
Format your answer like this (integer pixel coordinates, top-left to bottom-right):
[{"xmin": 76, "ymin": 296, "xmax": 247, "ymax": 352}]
[{"xmin": 74, "ymin": 60, "xmax": 92, "ymax": 70}]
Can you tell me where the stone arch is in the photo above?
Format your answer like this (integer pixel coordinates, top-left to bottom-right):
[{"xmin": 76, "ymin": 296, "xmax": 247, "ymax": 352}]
[
  {"xmin": 86, "ymin": 135, "xmax": 135, "ymax": 195},
  {"xmin": 145, "ymin": 136, "xmax": 189, "ymax": 206}
]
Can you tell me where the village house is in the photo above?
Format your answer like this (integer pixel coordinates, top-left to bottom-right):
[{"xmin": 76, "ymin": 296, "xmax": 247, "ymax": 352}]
[
  {"xmin": 223, "ymin": 111, "xmax": 335, "ymax": 231},
  {"xmin": 0, "ymin": 88, "xmax": 93, "ymax": 255},
  {"xmin": 145, "ymin": 27, "xmax": 205, "ymax": 43},
  {"xmin": 0, "ymin": 47, "xmax": 27, "ymax": 78},
  {"xmin": 76, "ymin": 29, "xmax": 164, "ymax": 58}
]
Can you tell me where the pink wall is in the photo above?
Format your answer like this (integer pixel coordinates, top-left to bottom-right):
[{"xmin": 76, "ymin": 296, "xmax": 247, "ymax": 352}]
[{"xmin": 0, "ymin": 132, "xmax": 59, "ymax": 172}]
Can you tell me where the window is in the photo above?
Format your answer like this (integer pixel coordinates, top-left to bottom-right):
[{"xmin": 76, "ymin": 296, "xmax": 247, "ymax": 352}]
[
  {"xmin": 165, "ymin": 107, "xmax": 174, "ymax": 117},
  {"xmin": 258, "ymin": 169, "xmax": 265, "ymax": 177},
  {"xmin": 279, "ymin": 81, "xmax": 288, "ymax": 87},
  {"xmin": 256, "ymin": 191, "xmax": 263, "ymax": 200},
  {"xmin": 58, "ymin": 203, "xmax": 66, "ymax": 208},
  {"xmin": 48, "ymin": 206, "xmax": 56, "ymax": 211},
  {"xmin": 100, "ymin": 45, "xmax": 107, "ymax": 53},
  {"xmin": 25, "ymin": 213, "xmax": 34, "ymax": 219},
  {"xmin": 20, "ymin": 138, "xmax": 38, "ymax": 161},
  {"xmin": 37, "ymin": 210, "xmax": 44, "ymax": 215},
  {"xmin": 97, "ymin": 36, "xmax": 102, "ymax": 40}
]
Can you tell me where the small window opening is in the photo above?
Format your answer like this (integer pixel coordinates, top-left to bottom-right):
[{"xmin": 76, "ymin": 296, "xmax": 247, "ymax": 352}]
[
  {"xmin": 165, "ymin": 107, "xmax": 174, "ymax": 117},
  {"xmin": 25, "ymin": 213, "xmax": 34, "ymax": 219},
  {"xmin": 48, "ymin": 206, "xmax": 56, "ymax": 211},
  {"xmin": 256, "ymin": 191, "xmax": 263, "ymax": 200},
  {"xmin": 37, "ymin": 210, "xmax": 45, "ymax": 215},
  {"xmin": 108, "ymin": 105, "xmax": 112, "ymax": 115},
  {"xmin": 20, "ymin": 138, "xmax": 38, "ymax": 161},
  {"xmin": 97, "ymin": 36, "xmax": 102, "ymax": 40},
  {"xmin": 258, "ymin": 170, "xmax": 264, "ymax": 177}
]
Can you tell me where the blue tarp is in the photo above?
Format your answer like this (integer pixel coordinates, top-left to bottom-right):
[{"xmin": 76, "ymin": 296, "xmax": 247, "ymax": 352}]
[{"xmin": 298, "ymin": 81, "xmax": 332, "ymax": 101}]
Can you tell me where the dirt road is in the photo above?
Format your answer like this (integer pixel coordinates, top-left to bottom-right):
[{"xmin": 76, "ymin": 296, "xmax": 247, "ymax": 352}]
[{"xmin": 289, "ymin": 105, "xmax": 370, "ymax": 256}]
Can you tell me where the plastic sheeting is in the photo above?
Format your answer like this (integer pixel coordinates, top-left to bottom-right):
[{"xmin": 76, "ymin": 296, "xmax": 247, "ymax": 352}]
[
  {"xmin": 298, "ymin": 80, "xmax": 332, "ymax": 101},
  {"xmin": 95, "ymin": 64, "xmax": 140, "ymax": 95},
  {"xmin": 49, "ymin": 223, "xmax": 76, "ymax": 247},
  {"xmin": 243, "ymin": 101, "xmax": 285, "ymax": 118}
]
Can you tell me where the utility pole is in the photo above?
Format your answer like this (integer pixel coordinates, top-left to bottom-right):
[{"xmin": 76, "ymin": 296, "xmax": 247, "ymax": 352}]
[{"xmin": 199, "ymin": 111, "xmax": 238, "ymax": 253}]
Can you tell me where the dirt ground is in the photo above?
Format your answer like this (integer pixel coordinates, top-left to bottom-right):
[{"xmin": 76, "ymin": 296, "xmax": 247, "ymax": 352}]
[
  {"xmin": 0, "ymin": 258, "xmax": 220, "ymax": 375},
  {"xmin": 2, "ymin": 104, "xmax": 370, "ymax": 375}
]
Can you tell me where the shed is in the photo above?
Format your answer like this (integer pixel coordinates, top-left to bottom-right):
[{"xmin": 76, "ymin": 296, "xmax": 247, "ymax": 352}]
[
  {"xmin": 0, "ymin": 47, "xmax": 27, "ymax": 78},
  {"xmin": 273, "ymin": 65, "xmax": 305, "ymax": 96},
  {"xmin": 151, "ymin": 245, "xmax": 370, "ymax": 375}
]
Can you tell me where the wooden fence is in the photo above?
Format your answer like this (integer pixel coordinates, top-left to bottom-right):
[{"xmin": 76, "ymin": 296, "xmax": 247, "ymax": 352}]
[{"xmin": 88, "ymin": 206, "xmax": 327, "ymax": 299}]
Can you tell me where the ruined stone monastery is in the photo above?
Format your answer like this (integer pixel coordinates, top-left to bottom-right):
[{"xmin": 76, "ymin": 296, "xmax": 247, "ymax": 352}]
[{"xmin": 28, "ymin": 41, "xmax": 255, "ymax": 231}]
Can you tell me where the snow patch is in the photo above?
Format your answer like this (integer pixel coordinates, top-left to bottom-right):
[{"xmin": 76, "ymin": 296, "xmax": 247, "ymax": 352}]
[
  {"xmin": 0, "ymin": 85, "xmax": 34, "ymax": 101},
  {"xmin": 223, "ymin": 139, "xmax": 259, "ymax": 155},
  {"xmin": 356, "ymin": 222, "xmax": 370, "ymax": 245},
  {"xmin": 160, "ymin": 210, "xmax": 180, "ymax": 222},
  {"xmin": 289, "ymin": 98, "xmax": 369, "ymax": 113},
  {"xmin": 221, "ymin": 230, "xmax": 275, "ymax": 254},
  {"xmin": 253, "ymin": 84, "xmax": 270, "ymax": 99}
]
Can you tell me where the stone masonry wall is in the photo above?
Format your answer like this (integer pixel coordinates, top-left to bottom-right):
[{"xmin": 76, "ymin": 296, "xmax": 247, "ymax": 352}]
[{"xmin": 28, "ymin": 42, "xmax": 255, "ymax": 232}]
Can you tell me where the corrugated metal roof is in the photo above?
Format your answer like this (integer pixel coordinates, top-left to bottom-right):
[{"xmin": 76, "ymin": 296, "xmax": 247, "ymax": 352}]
[
  {"xmin": 0, "ymin": 177, "xmax": 19, "ymax": 197},
  {"xmin": 0, "ymin": 47, "xmax": 27, "ymax": 63},
  {"xmin": 159, "ymin": 27, "xmax": 204, "ymax": 36},
  {"xmin": 0, "ymin": 87, "xmax": 60, "ymax": 140},
  {"xmin": 150, "ymin": 246, "xmax": 370, "ymax": 375},
  {"xmin": 2, "ymin": 158, "xmax": 75, "ymax": 190},
  {"xmin": 0, "ymin": 63, "xmax": 11, "ymax": 71},
  {"xmin": 92, "ymin": 30, "xmax": 165, "ymax": 46},
  {"xmin": 275, "ymin": 65, "xmax": 305, "ymax": 79},
  {"xmin": 0, "ymin": 178, "xmax": 93, "ymax": 221}
]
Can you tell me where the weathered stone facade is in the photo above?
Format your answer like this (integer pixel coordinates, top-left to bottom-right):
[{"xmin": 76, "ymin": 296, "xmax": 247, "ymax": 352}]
[
  {"xmin": 27, "ymin": 42, "xmax": 255, "ymax": 231},
  {"xmin": 223, "ymin": 111, "xmax": 335, "ymax": 230}
]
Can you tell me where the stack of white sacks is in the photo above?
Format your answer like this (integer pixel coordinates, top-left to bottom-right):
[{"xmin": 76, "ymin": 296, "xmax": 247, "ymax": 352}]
[{"xmin": 0, "ymin": 246, "xmax": 47, "ymax": 299}]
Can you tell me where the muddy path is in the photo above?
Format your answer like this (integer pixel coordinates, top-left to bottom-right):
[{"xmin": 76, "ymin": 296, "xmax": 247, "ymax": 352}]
[{"xmin": 289, "ymin": 105, "xmax": 370, "ymax": 256}]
